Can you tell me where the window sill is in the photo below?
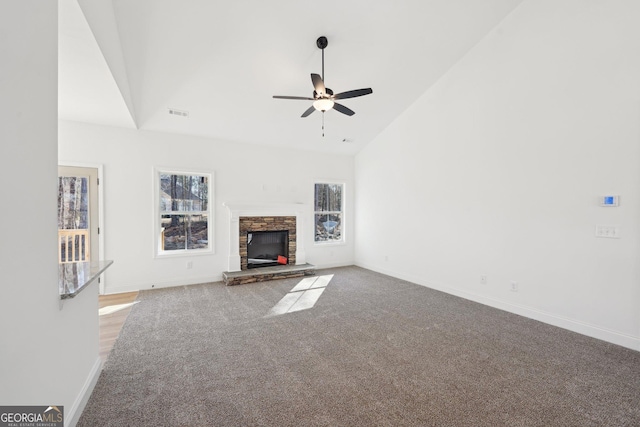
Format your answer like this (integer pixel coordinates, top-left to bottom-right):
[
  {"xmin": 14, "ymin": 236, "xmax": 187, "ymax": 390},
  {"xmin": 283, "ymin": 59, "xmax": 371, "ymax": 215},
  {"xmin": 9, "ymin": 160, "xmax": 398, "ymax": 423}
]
[
  {"xmin": 314, "ymin": 240, "xmax": 346, "ymax": 246},
  {"xmin": 154, "ymin": 248, "xmax": 214, "ymax": 259}
]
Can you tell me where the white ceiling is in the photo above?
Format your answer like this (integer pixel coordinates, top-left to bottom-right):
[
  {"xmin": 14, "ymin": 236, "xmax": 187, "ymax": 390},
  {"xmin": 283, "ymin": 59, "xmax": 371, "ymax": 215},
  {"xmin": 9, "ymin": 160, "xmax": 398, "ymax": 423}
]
[{"xmin": 58, "ymin": 0, "xmax": 525, "ymax": 155}]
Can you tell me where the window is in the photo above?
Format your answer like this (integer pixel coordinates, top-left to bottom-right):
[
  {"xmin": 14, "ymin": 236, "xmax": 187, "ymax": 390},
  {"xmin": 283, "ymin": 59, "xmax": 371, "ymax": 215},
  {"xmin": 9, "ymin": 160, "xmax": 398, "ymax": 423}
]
[
  {"xmin": 314, "ymin": 182, "xmax": 344, "ymax": 243},
  {"xmin": 58, "ymin": 175, "xmax": 89, "ymax": 262},
  {"xmin": 155, "ymin": 170, "xmax": 213, "ymax": 256}
]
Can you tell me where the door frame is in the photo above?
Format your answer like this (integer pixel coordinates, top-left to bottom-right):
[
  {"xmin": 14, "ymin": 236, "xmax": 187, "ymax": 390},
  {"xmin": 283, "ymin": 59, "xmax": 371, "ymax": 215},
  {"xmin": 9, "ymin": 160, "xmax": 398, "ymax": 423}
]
[{"xmin": 59, "ymin": 161, "xmax": 106, "ymax": 293}]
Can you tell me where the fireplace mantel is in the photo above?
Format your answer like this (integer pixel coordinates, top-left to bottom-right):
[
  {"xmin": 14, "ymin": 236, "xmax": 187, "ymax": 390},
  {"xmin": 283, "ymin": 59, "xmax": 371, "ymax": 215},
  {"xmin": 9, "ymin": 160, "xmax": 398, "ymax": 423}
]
[{"xmin": 223, "ymin": 202, "xmax": 308, "ymax": 272}]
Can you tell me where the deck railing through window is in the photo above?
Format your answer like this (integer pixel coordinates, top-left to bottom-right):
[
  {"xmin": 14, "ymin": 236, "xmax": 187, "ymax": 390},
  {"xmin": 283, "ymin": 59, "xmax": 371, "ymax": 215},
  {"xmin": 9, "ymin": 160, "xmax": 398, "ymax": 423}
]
[{"xmin": 58, "ymin": 229, "xmax": 90, "ymax": 263}]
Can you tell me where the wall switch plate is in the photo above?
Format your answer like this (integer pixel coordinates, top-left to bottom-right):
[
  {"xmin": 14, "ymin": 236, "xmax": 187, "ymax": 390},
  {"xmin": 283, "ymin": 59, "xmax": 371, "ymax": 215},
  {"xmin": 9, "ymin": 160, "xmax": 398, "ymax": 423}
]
[
  {"xmin": 595, "ymin": 225, "xmax": 620, "ymax": 239},
  {"xmin": 510, "ymin": 281, "xmax": 518, "ymax": 292},
  {"xmin": 480, "ymin": 275, "xmax": 487, "ymax": 285},
  {"xmin": 186, "ymin": 261, "xmax": 193, "ymax": 269}
]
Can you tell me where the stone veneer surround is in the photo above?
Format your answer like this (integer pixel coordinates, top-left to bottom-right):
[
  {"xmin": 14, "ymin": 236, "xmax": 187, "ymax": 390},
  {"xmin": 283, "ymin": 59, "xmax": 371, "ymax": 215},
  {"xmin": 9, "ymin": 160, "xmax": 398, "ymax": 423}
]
[
  {"xmin": 223, "ymin": 202, "xmax": 307, "ymax": 272},
  {"xmin": 239, "ymin": 216, "xmax": 296, "ymax": 270}
]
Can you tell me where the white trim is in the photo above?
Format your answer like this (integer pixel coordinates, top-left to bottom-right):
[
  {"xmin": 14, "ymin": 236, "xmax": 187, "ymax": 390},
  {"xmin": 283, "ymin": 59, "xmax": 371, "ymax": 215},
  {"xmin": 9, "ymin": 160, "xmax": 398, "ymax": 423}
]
[
  {"xmin": 66, "ymin": 357, "xmax": 102, "ymax": 427},
  {"xmin": 106, "ymin": 274, "xmax": 224, "ymax": 294},
  {"xmin": 313, "ymin": 181, "xmax": 346, "ymax": 245},
  {"xmin": 223, "ymin": 202, "xmax": 309, "ymax": 272},
  {"xmin": 313, "ymin": 241, "xmax": 347, "ymax": 247},
  {"xmin": 356, "ymin": 261, "xmax": 640, "ymax": 352},
  {"xmin": 153, "ymin": 167, "xmax": 214, "ymax": 258},
  {"xmin": 58, "ymin": 162, "xmax": 106, "ymax": 293}
]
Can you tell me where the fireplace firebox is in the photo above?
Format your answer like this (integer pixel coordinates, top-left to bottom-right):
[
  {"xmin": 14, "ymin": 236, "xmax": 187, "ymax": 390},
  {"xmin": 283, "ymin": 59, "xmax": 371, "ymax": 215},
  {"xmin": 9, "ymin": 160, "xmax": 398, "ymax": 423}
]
[
  {"xmin": 238, "ymin": 215, "xmax": 297, "ymax": 271},
  {"xmin": 247, "ymin": 230, "xmax": 289, "ymax": 269}
]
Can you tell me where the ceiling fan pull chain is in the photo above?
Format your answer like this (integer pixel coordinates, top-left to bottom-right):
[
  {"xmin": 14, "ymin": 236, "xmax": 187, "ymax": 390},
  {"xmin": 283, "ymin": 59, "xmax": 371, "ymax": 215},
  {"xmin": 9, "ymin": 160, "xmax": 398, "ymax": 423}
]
[{"xmin": 322, "ymin": 112, "xmax": 325, "ymax": 137}]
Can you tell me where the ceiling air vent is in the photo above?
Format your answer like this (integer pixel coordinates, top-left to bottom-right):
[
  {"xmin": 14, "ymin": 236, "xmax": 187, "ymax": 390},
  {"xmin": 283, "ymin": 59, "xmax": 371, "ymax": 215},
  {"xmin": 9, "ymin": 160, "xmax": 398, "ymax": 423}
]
[{"xmin": 168, "ymin": 108, "xmax": 189, "ymax": 118}]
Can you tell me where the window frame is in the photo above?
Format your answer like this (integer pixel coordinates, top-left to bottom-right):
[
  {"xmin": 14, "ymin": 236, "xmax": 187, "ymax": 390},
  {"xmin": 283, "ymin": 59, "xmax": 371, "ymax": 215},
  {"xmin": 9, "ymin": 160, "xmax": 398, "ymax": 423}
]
[
  {"xmin": 313, "ymin": 181, "xmax": 345, "ymax": 245},
  {"xmin": 153, "ymin": 167, "xmax": 214, "ymax": 258}
]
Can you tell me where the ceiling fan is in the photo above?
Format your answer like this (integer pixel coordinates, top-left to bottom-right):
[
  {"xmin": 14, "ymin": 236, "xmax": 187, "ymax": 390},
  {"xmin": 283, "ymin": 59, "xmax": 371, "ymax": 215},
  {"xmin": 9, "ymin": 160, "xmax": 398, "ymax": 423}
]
[{"xmin": 273, "ymin": 36, "xmax": 373, "ymax": 119}]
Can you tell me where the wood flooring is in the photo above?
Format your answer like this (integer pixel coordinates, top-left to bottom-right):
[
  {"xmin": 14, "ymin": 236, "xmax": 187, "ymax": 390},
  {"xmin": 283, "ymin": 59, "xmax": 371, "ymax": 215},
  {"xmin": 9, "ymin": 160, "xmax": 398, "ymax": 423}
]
[{"xmin": 99, "ymin": 291, "xmax": 138, "ymax": 363}]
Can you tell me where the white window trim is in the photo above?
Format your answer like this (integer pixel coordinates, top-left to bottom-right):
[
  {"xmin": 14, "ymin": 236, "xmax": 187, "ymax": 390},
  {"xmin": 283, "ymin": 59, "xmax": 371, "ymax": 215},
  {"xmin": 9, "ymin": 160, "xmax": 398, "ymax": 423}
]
[
  {"xmin": 313, "ymin": 180, "xmax": 346, "ymax": 245},
  {"xmin": 153, "ymin": 167, "xmax": 214, "ymax": 258}
]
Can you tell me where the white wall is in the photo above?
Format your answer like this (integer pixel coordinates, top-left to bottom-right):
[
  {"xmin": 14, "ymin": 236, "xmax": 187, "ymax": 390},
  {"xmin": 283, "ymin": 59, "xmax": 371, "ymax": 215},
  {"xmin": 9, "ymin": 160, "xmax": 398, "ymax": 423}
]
[
  {"xmin": 59, "ymin": 121, "xmax": 354, "ymax": 294},
  {"xmin": 0, "ymin": 3, "xmax": 101, "ymax": 425},
  {"xmin": 355, "ymin": 0, "xmax": 640, "ymax": 350}
]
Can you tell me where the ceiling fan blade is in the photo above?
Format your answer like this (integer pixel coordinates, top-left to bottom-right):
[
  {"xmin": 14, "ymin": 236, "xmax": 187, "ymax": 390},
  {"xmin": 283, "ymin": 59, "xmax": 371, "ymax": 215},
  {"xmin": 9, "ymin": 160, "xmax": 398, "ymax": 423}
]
[
  {"xmin": 301, "ymin": 105, "xmax": 316, "ymax": 117},
  {"xmin": 311, "ymin": 73, "xmax": 326, "ymax": 95},
  {"xmin": 333, "ymin": 88, "xmax": 373, "ymax": 100},
  {"xmin": 333, "ymin": 103, "xmax": 355, "ymax": 116},
  {"xmin": 273, "ymin": 95, "xmax": 314, "ymax": 100}
]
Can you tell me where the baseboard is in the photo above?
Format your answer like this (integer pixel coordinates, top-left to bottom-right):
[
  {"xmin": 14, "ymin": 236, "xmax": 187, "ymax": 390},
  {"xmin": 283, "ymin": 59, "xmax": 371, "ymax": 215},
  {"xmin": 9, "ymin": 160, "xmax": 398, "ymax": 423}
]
[
  {"xmin": 355, "ymin": 261, "xmax": 640, "ymax": 352},
  {"xmin": 312, "ymin": 261, "xmax": 354, "ymax": 270},
  {"xmin": 104, "ymin": 264, "xmax": 354, "ymax": 294},
  {"xmin": 66, "ymin": 357, "xmax": 101, "ymax": 427},
  {"xmin": 105, "ymin": 274, "xmax": 224, "ymax": 294}
]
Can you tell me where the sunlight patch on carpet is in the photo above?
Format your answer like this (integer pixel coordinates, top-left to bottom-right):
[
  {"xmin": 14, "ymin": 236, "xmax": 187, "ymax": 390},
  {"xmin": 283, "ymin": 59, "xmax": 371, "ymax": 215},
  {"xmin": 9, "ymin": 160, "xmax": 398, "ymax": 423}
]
[
  {"xmin": 267, "ymin": 274, "xmax": 333, "ymax": 316},
  {"xmin": 99, "ymin": 301, "xmax": 139, "ymax": 316}
]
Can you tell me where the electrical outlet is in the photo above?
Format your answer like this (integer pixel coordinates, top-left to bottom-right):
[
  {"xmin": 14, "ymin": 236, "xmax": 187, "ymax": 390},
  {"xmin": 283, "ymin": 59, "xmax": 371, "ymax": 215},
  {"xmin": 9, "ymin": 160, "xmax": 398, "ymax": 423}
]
[
  {"xmin": 186, "ymin": 261, "xmax": 193, "ymax": 269},
  {"xmin": 510, "ymin": 281, "xmax": 518, "ymax": 292},
  {"xmin": 480, "ymin": 275, "xmax": 487, "ymax": 285},
  {"xmin": 595, "ymin": 225, "xmax": 620, "ymax": 239},
  {"xmin": 384, "ymin": 255, "xmax": 389, "ymax": 262}
]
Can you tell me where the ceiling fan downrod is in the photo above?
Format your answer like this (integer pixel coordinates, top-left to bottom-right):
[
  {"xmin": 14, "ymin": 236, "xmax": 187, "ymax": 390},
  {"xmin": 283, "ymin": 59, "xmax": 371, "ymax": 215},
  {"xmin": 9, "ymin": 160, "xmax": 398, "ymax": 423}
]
[{"xmin": 317, "ymin": 36, "xmax": 327, "ymax": 82}]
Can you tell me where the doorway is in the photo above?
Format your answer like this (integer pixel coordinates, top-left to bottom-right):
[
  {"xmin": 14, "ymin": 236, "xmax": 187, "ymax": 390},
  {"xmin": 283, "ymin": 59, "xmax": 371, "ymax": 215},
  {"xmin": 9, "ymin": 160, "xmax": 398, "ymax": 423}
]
[{"xmin": 58, "ymin": 165, "xmax": 102, "ymax": 289}]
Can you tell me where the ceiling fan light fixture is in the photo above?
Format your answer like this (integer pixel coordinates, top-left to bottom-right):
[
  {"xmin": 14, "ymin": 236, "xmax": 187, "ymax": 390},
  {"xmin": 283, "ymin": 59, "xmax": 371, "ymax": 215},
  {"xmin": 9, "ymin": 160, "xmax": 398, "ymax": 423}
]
[
  {"xmin": 313, "ymin": 98, "xmax": 334, "ymax": 111},
  {"xmin": 272, "ymin": 36, "xmax": 372, "ymax": 124}
]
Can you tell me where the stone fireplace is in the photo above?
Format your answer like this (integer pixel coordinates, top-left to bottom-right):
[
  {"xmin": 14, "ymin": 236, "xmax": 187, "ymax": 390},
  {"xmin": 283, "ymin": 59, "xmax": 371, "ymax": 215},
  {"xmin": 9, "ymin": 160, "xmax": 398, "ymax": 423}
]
[
  {"xmin": 223, "ymin": 202, "xmax": 307, "ymax": 273},
  {"xmin": 240, "ymin": 216, "xmax": 296, "ymax": 270}
]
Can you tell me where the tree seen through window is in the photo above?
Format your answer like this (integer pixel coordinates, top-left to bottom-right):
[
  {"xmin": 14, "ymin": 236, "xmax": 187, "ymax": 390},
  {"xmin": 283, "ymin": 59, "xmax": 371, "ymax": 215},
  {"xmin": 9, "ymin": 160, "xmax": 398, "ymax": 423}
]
[{"xmin": 314, "ymin": 183, "xmax": 344, "ymax": 243}]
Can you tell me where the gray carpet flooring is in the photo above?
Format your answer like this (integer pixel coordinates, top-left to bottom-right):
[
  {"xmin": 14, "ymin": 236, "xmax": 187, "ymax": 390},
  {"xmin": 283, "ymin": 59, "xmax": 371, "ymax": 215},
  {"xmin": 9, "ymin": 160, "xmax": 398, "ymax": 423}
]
[{"xmin": 79, "ymin": 266, "xmax": 640, "ymax": 426}]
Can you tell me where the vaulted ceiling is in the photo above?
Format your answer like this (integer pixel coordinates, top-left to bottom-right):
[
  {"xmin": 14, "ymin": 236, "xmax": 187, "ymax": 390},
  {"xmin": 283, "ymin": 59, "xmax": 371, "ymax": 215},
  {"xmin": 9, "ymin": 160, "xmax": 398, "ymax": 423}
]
[{"xmin": 58, "ymin": 0, "xmax": 524, "ymax": 154}]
